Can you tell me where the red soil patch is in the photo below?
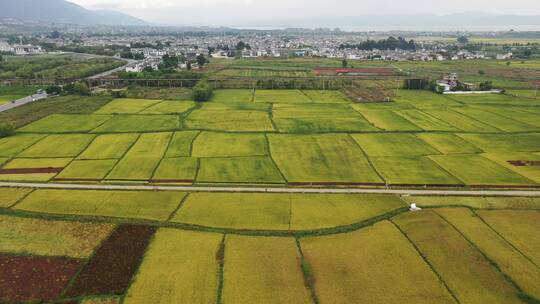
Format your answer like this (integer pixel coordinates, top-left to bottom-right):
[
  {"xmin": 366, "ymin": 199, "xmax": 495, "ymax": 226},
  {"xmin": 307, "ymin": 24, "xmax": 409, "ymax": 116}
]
[
  {"xmin": 508, "ymin": 160, "xmax": 540, "ymax": 167},
  {"xmin": 53, "ymin": 178, "xmax": 103, "ymax": 182},
  {"xmin": 149, "ymin": 179, "xmax": 195, "ymax": 183},
  {"xmin": 64, "ymin": 224, "xmax": 156, "ymax": 297},
  {"xmin": 0, "ymin": 167, "xmax": 64, "ymax": 174},
  {"xmin": 288, "ymin": 182, "xmax": 386, "ymax": 187},
  {"xmin": 0, "ymin": 254, "xmax": 82, "ymax": 303},
  {"xmin": 314, "ymin": 67, "xmax": 397, "ymax": 76}
]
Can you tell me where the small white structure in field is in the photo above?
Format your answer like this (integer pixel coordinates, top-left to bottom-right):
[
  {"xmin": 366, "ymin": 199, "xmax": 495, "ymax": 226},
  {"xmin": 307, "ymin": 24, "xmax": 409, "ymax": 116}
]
[{"xmin": 409, "ymin": 203, "xmax": 422, "ymax": 212}]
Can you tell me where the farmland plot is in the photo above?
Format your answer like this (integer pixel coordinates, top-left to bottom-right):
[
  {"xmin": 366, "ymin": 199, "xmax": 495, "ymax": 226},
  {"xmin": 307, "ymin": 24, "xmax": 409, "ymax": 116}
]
[
  {"xmin": 415, "ymin": 133, "xmax": 482, "ymax": 154},
  {"xmin": 394, "ymin": 211, "xmax": 522, "ymax": 304},
  {"xmin": 164, "ymin": 131, "xmax": 199, "ymax": 157},
  {"xmin": 453, "ymin": 107, "xmax": 534, "ymax": 132},
  {"xmin": 0, "ymin": 134, "xmax": 46, "ymax": 157},
  {"xmin": 370, "ymin": 156, "xmax": 461, "ymax": 185},
  {"xmin": 151, "ymin": 157, "xmax": 198, "ymax": 182},
  {"xmin": 352, "ymin": 133, "xmax": 440, "ymax": 157},
  {"xmin": 18, "ymin": 114, "xmax": 112, "ymax": 133},
  {"xmin": 482, "ymin": 152, "xmax": 540, "ymax": 183},
  {"xmin": 139, "ymin": 100, "xmax": 195, "ymax": 114},
  {"xmin": 353, "ymin": 108, "xmax": 422, "ymax": 131},
  {"xmin": 301, "ymin": 90, "xmax": 350, "ymax": 103},
  {"xmin": 422, "ymin": 109, "xmax": 499, "ymax": 132},
  {"xmin": 77, "ymin": 134, "xmax": 139, "ymax": 160},
  {"xmin": 185, "ymin": 103, "xmax": 274, "ymax": 132},
  {"xmin": 480, "ymin": 106, "xmax": 540, "ymax": 128},
  {"xmin": 403, "ymin": 195, "xmax": 540, "ymax": 209},
  {"xmin": 0, "ymin": 188, "xmax": 33, "ymax": 208},
  {"xmin": 458, "ymin": 133, "xmax": 540, "ymax": 152},
  {"xmin": 94, "ymin": 98, "xmax": 161, "ymax": 114},
  {"xmin": 55, "ymin": 159, "xmax": 118, "ymax": 180},
  {"xmin": 91, "ymin": 115, "xmax": 180, "ymax": 133},
  {"xmin": 397, "ymin": 90, "xmax": 462, "ymax": 108},
  {"xmin": 18, "ymin": 134, "xmax": 95, "ymax": 158},
  {"xmin": 211, "ymin": 89, "xmax": 253, "ymax": 103},
  {"xmin": 192, "ymin": 132, "xmax": 267, "ymax": 157},
  {"xmin": 0, "ymin": 158, "xmax": 72, "ymax": 181},
  {"xmin": 394, "ymin": 109, "xmax": 457, "ymax": 131},
  {"xmin": 300, "ymin": 221, "xmax": 454, "ymax": 304},
  {"xmin": 268, "ymin": 134, "xmax": 382, "ymax": 183},
  {"xmin": 254, "ymin": 90, "xmax": 312, "ymax": 103},
  {"xmin": 197, "ymin": 156, "xmax": 284, "ymax": 184},
  {"xmin": 124, "ymin": 229, "xmax": 222, "ymax": 304}
]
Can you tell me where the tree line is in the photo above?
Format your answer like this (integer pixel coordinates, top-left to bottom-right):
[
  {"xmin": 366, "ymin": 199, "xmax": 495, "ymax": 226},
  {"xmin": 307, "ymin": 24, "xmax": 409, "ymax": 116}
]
[{"xmin": 339, "ymin": 37, "xmax": 417, "ymax": 51}]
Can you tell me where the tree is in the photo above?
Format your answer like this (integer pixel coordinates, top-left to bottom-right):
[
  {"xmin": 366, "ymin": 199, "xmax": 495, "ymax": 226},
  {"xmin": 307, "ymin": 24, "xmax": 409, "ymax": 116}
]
[
  {"xmin": 479, "ymin": 81, "xmax": 493, "ymax": 91},
  {"xmin": 192, "ymin": 80, "xmax": 213, "ymax": 102},
  {"xmin": 50, "ymin": 30, "xmax": 61, "ymax": 39},
  {"xmin": 0, "ymin": 123, "xmax": 15, "ymax": 138},
  {"xmin": 342, "ymin": 59, "xmax": 348, "ymax": 68},
  {"xmin": 457, "ymin": 36, "xmax": 469, "ymax": 44},
  {"xmin": 45, "ymin": 85, "xmax": 62, "ymax": 95},
  {"xmin": 236, "ymin": 41, "xmax": 246, "ymax": 50},
  {"xmin": 0, "ymin": 54, "xmax": 3, "ymax": 62},
  {"xmin": 186, "ymin": 62, "xmax": 192, "ymax": 70},
  {"xmin": 196, "ymin": 54, "xmax": 207, "ymax": 67}
]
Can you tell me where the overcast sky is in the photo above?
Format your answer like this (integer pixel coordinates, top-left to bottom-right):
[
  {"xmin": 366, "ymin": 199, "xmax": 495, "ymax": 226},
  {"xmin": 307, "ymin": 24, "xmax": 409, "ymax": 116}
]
[{"xmin": 68, "ymin": 0, "xmax": 539, "ymax": 26}]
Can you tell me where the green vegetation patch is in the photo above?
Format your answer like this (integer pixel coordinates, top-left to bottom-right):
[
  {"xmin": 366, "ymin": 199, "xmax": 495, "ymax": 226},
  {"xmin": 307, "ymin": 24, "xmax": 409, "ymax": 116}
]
[
  {"xmin": 77, "ymin": 134, "xmax": 139, "ymax": 160},
  {"xmin": 352, "ymin": 133, "xmax": 440, "ymax": 157},
  {"xmin": 458, "ymin": 133, "xmax": 540, "ymax": 152},
  {"xmin": 106, "ymin": 132, "xmax": 171, "ymax": 180},
  {"xmin": 185, "ymin": 103, "xmax": 274, "ymax": 132},
  {"xmin": 0, "ymin": 188, "xmax": 33, "ymax": 208},
  {"xmin": 371, "ymin": 156, "xmax": 461, "ymax": 185},
  {"xmin": 192, "ymin": 132, "xmax": 267, "ymax": 157},
  {"xmin": 16, "ymin": 189, "xmax": 185, "ymax": 221},
  {"xmin": 139, "ymin": 100, "xmax": 195, "ymax": 114},
  {"xmin": 416, "ymin": 133, "xmax": 482, "ymax": 154},
  {"xmin": 423, "ymin": 109, "xmax": 499, "ymax": 132},
  {"xmin": 429, "ymin": 154, "xmax": 535, "ymax": 185},
  {"xmin": 254, "ymin": 89, "xmax": 312, "ymax": 103},
  {"xmin": 210, "ymin": 89, "xmax": 253, "ymax": 103},
  {"xmin": 94, "ymin": 98, "xmax": 162, "ymax": 114},
  {"xmin": 223, "ymin": 236, "xmax": 311, "ymax": 304},
  {"xmin": 171, "ymin": 193, "xmax": 290, "ymax": 230},
  {"xmin": 394, "ymin": 109, "xmax": 457, "ymax": 131},
  {"xmin": 0, "ymin": 134, "xmax": 46, "ymax": 157},
  {"xmin": 302, "ymin": 90, "xmax": 350, "ymax": 103},
  {"xmin": 123, "ymin": 229, "xmax": 221, "ymax": 304},
  {"xmin": 0, "ymin": 214, "xmax": 115, "ymax": 259},
  {"xmin": 269, "ymin": 134, "xmax": 382, "ymax": 183},
  {"xmin": 300, "ymin": 221, "xmax": 455, "ymax": 304},
  {"xmin": 353, "ymin": 108, "xmax": 422, "ymax": 131},
  {"xmin": 197, "ymin": 156, "xmax": 284, "ymax": 184},
  {"xmin": 55, "ymin": 160, "xmax": 118, "ymax": 180},
  {"xmin": 17, "ymin": 114, "xmax": 112, "ymax": 133},
  {"xmin": 91, "ymin": 115, "xmax": 180, "ymax": 133},
  {"xmin": 164, "ymin": 131, "xmax": 199, "ymax": 157},
  {"xmin": 453, "ymin": 107, "xmax": 534, "ymax": 132},
  {"xmin": 152, "ymin": 157, "xmax": 198, "ymax": 181},
  {"xmin": 272, "ymin": 103, "xmax": 378, "ymax": 133},
  {"xmin": 394, "ymin": 210, "xmax": 523, "ymax": 304},
  {"xmin": 17, "ymin": 134, "xmax": 95, "ymax": 158}
]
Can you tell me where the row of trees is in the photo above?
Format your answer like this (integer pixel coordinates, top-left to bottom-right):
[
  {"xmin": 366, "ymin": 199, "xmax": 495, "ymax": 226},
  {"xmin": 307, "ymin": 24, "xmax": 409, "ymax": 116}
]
[{"xmin": 339, "ymin": 37, "xmax": 417, "ymax": 51}]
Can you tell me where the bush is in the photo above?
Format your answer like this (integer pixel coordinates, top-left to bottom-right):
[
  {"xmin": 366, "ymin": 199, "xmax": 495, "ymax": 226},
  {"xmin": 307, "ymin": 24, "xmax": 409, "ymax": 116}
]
[
  {"xmin": 0, "ymin": 123, "xmax": 15, "ymax": 138},
  {"xmin": 64, "ymin": 81, "xmax": 90, "ymax": 96},
  {"xmin": 45, "ymin": 85, "xmax": 63, "ymax": 95},
  {"xmin": 479, "ymin": 81, "xmax": 494, "ymax": 91},
  {"xmin": 192, "ymin": 80, "xmax": 213, "ymax": 102}
]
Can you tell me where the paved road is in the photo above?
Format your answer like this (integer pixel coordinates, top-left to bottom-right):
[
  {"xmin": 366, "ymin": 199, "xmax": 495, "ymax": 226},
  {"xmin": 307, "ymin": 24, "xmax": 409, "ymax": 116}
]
[
  {"xmin": 0, "ymin": 93, "xmax": 48, "ymax": 112},
  {"xmin": 86, "ymin": 58, "xmax": 139, "ymax": 79},
  {"xmin": 1, "ymin": 182, "xmax": 539, "ymax": 197}
]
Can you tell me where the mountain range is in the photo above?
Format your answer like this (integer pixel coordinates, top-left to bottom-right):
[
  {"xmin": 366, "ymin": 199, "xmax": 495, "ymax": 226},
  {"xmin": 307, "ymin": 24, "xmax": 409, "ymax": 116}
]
[{"xmin": 0, "ymin": 0, "xmax": 147, "ymax": 26}]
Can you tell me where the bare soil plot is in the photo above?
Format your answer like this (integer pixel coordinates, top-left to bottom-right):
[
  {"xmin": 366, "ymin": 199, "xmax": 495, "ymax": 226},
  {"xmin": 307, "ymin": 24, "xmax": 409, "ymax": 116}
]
[
  {"xmin": 415, "ymin": 133, "xmax": 482, "ymax": 154},
  {"xmin": 272, "ymin": 103, "xmax": 378, "ymax": 133},
  {"xmin": 301, "ymin": 90, "xmax": 350, "ymax": 103},
  {"xmin": 370, "ymin": 156, "xmax": 462, "ymax": 185},
  {"xmin": 171, "ymin": 192, "xmax": 291, "ymax": 230},
  {"xmin": 436, "ymin": 208, "xmax": 540, "ymax": 299},
  {"xmin": 268, "ymin": 134, "xmax": 383, "ymax": 184},
  {"xmin": 164, "ymin": 131, "xmax": 199, "ymax": 157},
  {"xmin": 139, "ymin": 100, "xmax": 195, "ymax": 114},
  {"xmin": 0, "ymin": 134, "xmax": 46, "ymax": 157},
  {"xmin": 458, "ymin": 133, "xmax": 540, "ymax": 152},
  {"xmin": 290, "ymin": 194, "xmax": 406, "ymax": 230},
  {"xmin": 0, "ymin": 158, "xmax": 72, "ymax": 182},
  {"xmin": 0, "ymin": 187, "xmax": 33, "ymax": 208},
  {"xmin": 254, "ymin": 89, "xmax": 312, "ymax": 103},
  {"xmin": 0, "ymin": 254, "xmax": 82, "ymax": 303},
  {"xmin": 394, "ymin": 109, "xmax": 457, "ymax": 131},
  {"xmin": 453, "ymin": 107, "xmax": 534, "ymax": 132},
  {"xmin": 94, "ymin": 98, "xmax": 162, "ymax": 114},
  {"xmin": 197, "ymin": 156, "xmax": 285, "ymax": 184},
  {"xmin": 91, "ymin": 115, "xmax": 180, "ymax": 133},
  {"xmin": 0, "ymin": 215, "xmax": 115, "ymax": 258},
  {"xmin": 55, "ymin": 159, "xmax": 118, "ymax": 181},
  {"xmin": 300, "ymin": 221, "xmax": 454, "ymax": 304},
  {"xmin": 352, "ymin": 108, "xmax": 422, "ymax": 131},
  {"xmin": 351, "ymin": 133, "xmax": 440, "ymax": 157},
  {"xmin": 223, "ymin": 235, "xmax": 311, "ymax": 304},
  {"xmin": 106, "ymin": 132, "xmax": 171, "ymax": 180},
  {"xmin": 124, "ymin": 229, "xmax": 222, "ymax": 304},
  {"xmin": 65, "ymin": 225, "xmax": 156, "ymax": 297},
  {"xmin": 15, "ymin": 189, "xmax": 185, "ymax": 221},
  {"xmin": 478, "ymin": 210, "xmax": 540, "ymax": 266},
  {"xmin": 17, "ymin": 114, "xmax": 112, "ymax": 133},
  {"xmin": 151, "ymin": 157, "xmax": 198, "ymax": 182},
  {"xmin": 185, "ymin": 103, "xmax": 274, "ymax": 132},
  {"xmin": 394, "ymin": 210, "xmax": 522, "ymax": 304},
  {"xmin": 422, "ymin": 109, "xmax": 499, "ymax": 132},
  {"xmin": 429, "ymin": 154, "xmax": 535, "ymax": 186},
  {"xmin": 211, "ymin": 89, "xmax": 254, "ymax": 103},
  {"xmin": 192, "ymin": 132, "xmax": 267, "ymax": 157},
  {"xmin": 77, "ymin": 133, "xmax": 139, "ymax": 160},
  {"xmin": 17, "ymin": 134, "xmax": 95, "ymax": 158}
]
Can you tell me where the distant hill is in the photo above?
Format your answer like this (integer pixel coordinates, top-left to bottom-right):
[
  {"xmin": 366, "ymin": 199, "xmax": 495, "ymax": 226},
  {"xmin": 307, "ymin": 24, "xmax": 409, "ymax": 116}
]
[{"xmin": 0, "ymin": 0, "xmax": 148, "ymax": 26}]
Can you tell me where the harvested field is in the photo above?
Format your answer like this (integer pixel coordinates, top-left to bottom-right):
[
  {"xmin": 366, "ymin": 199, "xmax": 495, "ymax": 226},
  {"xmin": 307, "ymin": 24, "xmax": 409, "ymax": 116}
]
[
  {"xmin": 139, "ymin": 100, "xmax": 195, "ymax": 114},
  {"xmin": 370, "ymin": 156, "xmax": 461, "ymax": 185},
  {"xmin": 151, "ymin": 157, "xmax": 198, "ymax": 182},
  {"xmin": 268, "ymin": 134, "xmax": 382, "ymax": 183},
  {"xmin": 394, "ymin": 210, "xmax": 522, "ymax": 304},
  {"xmin": 94, "ymin": 98, "xmax": 162, "ymax": 114},
  {"xmin": 436, "ymin": 208, "xmax": 540, "ymax": 299},
  {"xmin": 353, "ymin": 108, "xmax": 422, "ymax": 131},
  {"xmin": 192, "ymin": 132, "xmax": 267, "ymax": 157},
  {"xmin": 223, "ymin": 235, "xmax": 311, "ymax": 304},
  {"xmin": 15, "ymin": 189, "xmax": 185, "ymax": 221},
  {"xmin": 77, "ymin": 134, "xmax": 139, "ymax": 160},
  {"xmin": 0, "ymin": 187, "xmax": 32, "ymax": 208},
  {"xmin": 351, "ymin": 133, "xmax": 440, "ymax": 157},
  {"xmin": 254, "ymin": 90, "xmax": 312, "ymax": 103},
  {"xmin": 300, "ymin": 221, "xmax": 454, "ymax": 304},
  {"xmin": 197, "ymin": 157, "xmax": 285, "ymax": 184},
  {"xmin": 124, "ymin": 229, "xmax": 222, "ymax": 304},
  {"xmin": 55, "ymin": 159, "xmax": 118, "ymax": 180},
  {"xmin": 0, "ymin": 215, "xmax": 115, "ymax": 258},
  {"xmin": 91, "ymin": 115, "xmax": 180, "ymax": 133},
  {"xmin": 415, "ymin": 133, "xmax": 482, "ymax": 154},
  {"xmin": 0, "ymin": 254, "xmax": 81, "ymax": 303},
  {"xmin": 478, "ymin": 210, "xmax": 540, "ymax": 266},
  {"xmin": 65, "ymin": 225, "xmax": 156, "ymax": 297},
  {"xmin": 18, "ymin": 134, "xmax": 95, "ymax": 158},
  {"xmin": 164, "ymin": 131, "xmax": 199, "ymax": 157},
  {"xmin": 17, "ymin": 114, "xmax": 112, "ymax": 133}
]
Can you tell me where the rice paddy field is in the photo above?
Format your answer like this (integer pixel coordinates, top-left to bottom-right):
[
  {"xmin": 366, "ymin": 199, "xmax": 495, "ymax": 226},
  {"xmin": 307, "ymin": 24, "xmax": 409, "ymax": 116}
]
[{"xmin": 1, "ymin": 85, "xmax": 540, "ymax": 303}]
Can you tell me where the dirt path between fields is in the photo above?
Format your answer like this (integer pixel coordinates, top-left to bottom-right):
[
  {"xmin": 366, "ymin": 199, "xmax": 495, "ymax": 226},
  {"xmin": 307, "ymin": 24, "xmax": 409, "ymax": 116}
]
[{"xmin": 1, "ymin": 182, "xmax": 539, "ymax": 197}]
